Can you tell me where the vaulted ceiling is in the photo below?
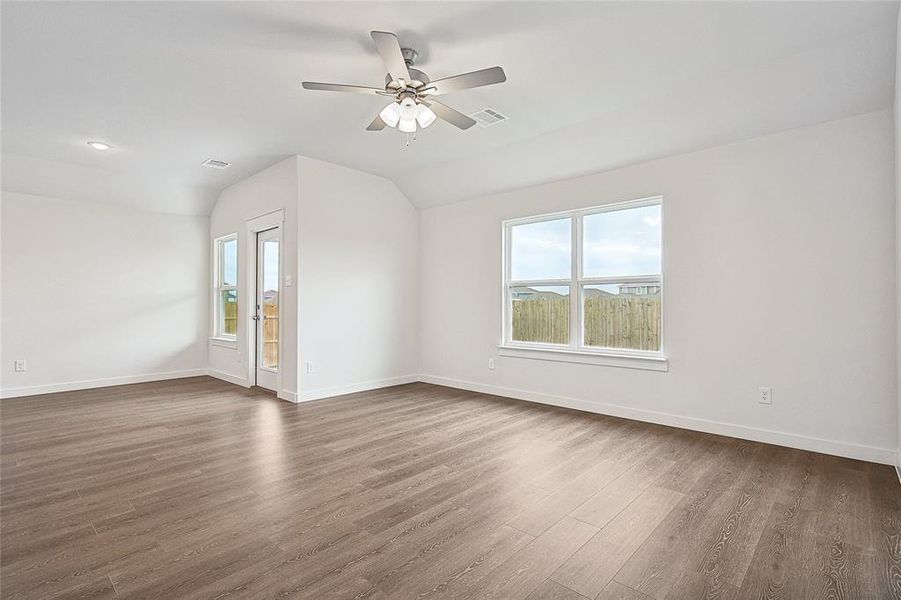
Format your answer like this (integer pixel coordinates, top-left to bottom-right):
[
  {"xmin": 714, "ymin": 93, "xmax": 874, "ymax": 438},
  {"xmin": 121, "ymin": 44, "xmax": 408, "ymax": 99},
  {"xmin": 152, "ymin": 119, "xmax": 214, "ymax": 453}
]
[{"xmin": 2, "ymin": 1, "xmax": 897, "ymax": 214}]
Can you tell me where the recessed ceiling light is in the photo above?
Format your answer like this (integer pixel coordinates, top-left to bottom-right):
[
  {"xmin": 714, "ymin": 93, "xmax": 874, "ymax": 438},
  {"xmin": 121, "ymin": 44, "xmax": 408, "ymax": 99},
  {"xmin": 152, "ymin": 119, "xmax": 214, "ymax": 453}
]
[{"xmin": 86, "ymin": 141, "xmax": 112, "ymax": 151}]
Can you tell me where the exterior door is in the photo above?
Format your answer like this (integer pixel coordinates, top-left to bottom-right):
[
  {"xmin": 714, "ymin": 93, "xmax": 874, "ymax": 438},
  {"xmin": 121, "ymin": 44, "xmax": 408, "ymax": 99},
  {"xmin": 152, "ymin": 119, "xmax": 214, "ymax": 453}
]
[{"xmin": 255, "ymin": 228, "xmax": 279, "ymax": 391}]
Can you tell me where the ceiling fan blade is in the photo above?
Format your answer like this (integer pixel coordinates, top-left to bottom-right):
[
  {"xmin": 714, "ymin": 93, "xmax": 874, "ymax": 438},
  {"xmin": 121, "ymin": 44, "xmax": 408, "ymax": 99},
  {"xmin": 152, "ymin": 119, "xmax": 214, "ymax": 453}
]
[
  {"xmin": 423, "ymin": 66, "xmax": 506, "ymax": 95},
  {"xmin": 370, "ymin": 31, "xmax": 411, "ymax": 83},
  {"xmin": 366, "ymin": 114, "xmax": 387, "ymax": 131},
  {"xmin": 424, "ymin": 100, "xmax": 477, "ymax": 130},
  {"xmin": 301, "ymin": 81, "xmax": 387, "ymax": 95}
]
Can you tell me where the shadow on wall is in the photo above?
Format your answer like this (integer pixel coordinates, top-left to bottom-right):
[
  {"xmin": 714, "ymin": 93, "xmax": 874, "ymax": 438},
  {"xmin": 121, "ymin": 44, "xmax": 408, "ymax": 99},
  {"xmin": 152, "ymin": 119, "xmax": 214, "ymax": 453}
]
[{"xmin": 41, "ymin": 291, "xmax": 206, "ymax": 371}]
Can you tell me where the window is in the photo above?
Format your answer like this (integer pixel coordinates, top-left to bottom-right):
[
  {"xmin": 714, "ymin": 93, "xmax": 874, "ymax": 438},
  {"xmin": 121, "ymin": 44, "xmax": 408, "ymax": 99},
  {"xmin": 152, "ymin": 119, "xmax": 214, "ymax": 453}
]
[
  {"xmin": 503, "ymin": 197, "xmax": 663, "ymax": 359},
  {"xmin": 214, "ymin": 234, "xmax": 238, "ymax": 339}
]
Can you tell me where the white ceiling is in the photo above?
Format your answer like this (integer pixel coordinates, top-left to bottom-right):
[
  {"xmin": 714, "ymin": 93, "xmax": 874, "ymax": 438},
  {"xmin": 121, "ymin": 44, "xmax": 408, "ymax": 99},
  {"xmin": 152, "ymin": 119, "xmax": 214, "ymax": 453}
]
[{"xmin": 1, "ymin": 1, "xmax": 897, "ymax": 215}]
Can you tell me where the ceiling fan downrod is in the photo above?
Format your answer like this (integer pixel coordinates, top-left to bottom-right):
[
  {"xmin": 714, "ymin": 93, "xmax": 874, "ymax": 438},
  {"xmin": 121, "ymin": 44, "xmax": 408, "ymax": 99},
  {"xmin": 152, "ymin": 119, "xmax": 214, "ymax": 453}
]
[{"xmin": 400, "ymin": 47, "xmax": 418, "ymax": 67}]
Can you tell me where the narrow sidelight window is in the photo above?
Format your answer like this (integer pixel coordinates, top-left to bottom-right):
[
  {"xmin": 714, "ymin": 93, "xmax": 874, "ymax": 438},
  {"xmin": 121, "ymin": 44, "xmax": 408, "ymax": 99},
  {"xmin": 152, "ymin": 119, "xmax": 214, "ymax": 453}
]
[{"xmin": 214, "ymin": 234, "xmax": 238, "ymax": 339}]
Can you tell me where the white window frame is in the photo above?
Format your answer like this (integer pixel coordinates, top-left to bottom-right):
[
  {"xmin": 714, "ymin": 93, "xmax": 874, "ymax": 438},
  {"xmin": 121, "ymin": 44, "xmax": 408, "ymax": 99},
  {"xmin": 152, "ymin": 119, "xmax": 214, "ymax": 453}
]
[
  {"xmin": 500, "ymin": 196, "xmax": 667, "ymax": 371},
  {"xmin": 212, "ymin": 233, "xmax": 238, "ymax": 343}
]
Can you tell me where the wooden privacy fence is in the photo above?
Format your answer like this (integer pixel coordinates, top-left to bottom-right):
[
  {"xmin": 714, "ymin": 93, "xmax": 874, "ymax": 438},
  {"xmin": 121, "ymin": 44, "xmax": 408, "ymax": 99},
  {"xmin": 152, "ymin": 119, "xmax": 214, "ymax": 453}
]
[
  {"xmin": 222, "ymin": 303, "xmax": 279, "ymax": 367},
  {"xmin": 512, "ymin": 296, "xmax": 661, "ymax": 350},
  {"xmin": 261, "ymin": 303, "xmax": 279, "ymax": 367},
  {"xmin": 224, "ymin": 302, "xmax": 238, "ymax": 336}
]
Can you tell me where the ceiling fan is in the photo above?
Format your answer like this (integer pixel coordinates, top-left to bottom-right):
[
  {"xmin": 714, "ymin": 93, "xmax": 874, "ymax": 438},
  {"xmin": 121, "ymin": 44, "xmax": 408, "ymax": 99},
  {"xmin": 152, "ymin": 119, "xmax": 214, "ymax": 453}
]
[{"xmin": 302, "ymin": 31, "xmax": 506, "ymax": 136}]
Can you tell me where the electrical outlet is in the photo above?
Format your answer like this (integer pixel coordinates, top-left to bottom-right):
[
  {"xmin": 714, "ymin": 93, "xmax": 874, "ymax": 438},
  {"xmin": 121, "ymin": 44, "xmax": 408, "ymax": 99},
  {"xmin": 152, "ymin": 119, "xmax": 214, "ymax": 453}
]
[
  {"xmin": 488, "ymin": 358, "xmax": 495, "ymax": 370},
  {"xmin": 305, "ymin": 362, "xmax": 316, "ymax": 374},
  {"xmin": 758, "ymin": 386, "xmax": 772, "ymax": 405},
  {"xmin": 14, "ymin": 359, "xmax": 26, "ymax": 372}
]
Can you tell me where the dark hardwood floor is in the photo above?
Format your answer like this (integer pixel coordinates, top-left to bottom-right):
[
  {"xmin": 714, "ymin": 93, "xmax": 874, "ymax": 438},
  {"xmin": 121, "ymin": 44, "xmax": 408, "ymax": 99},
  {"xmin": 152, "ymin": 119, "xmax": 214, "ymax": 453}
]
[{"xmin": 1, "ymin": 377, "xmax": 899, "ymax": 599}]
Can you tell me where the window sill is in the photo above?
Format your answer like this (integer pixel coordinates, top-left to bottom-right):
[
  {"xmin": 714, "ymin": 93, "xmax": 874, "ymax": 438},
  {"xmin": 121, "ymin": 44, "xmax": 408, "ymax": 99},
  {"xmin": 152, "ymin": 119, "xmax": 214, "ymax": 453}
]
[
  {"xmin": 497, "ymin": 345, "xmax": 668, "ymax": 372},
  {"xmin": 209, "ymin": 336, "xmax": 238, "ymax": 349}
]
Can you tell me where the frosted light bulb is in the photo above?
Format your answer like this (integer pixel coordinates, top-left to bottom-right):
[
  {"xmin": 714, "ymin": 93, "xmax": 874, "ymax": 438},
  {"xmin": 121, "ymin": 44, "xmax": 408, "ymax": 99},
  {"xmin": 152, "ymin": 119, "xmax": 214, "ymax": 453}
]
[
  {"xmin": 399, "ymin": 97, "xmax": 418, "ymax": 121},
  {"xmin": 416, "ymin": 104, "xmax": 436, "ymax": 128},
  {"xmin": 379, "ymin": 102, "xmax": 401, "ymax": 127}
]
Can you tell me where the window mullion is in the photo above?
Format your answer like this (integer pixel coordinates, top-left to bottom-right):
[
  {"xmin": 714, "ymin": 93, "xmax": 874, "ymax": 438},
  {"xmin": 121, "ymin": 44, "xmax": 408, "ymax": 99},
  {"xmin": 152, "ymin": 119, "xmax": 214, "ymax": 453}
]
[
  {"xmin": 508, "ymin": 278, "xmax": 572, "ymax": 287},
  {"xmin": 570, "ymin": 215, "xmax": 580, "ymax": 349},
  {"xmin": 581, "ymin": 275, "xmax": 662, "ymax": 285},
  {"xmin": 216, "ymin": 240, "xmax": 223, "ymax": 337},
  {"xmin": 504, "ymin": 224, "xmax": 512, "ymax": 344}
]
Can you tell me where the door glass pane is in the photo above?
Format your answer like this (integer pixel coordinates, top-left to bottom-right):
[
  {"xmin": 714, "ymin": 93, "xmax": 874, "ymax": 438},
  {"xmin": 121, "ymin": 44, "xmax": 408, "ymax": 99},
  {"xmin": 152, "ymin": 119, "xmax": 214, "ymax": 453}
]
[
  {"xmin": 510, "ymin": 218, "xmax": 571, "ymax": 281},
  {"xmin": 220, "ymin": 289, "xmax": 237, "ymax": 336},
  {"xmin": 221, "ymin": 238, "xmax": 238, "ymax": 286},
  {"xmin": 583, "ymin": 283, "xmax": 661, "ymax": 351},
  {"xmin": 583, "ymin": 204, "xmax": 661, "ymax": 278},
  {"xmin": 511, "ymin": 285, "xmax": 570, "ymax": 345},
  {"xmin": 261, "ymin": 239, "xmax": 279, "ymax": 369}
]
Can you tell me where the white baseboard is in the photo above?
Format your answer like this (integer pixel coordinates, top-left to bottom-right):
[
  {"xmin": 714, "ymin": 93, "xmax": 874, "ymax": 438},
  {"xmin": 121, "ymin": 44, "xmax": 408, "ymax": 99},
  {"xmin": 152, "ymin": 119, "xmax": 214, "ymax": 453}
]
[
  {"xmin": 418, "ymin": 374, "xmax": 896, "ymax": 466},
  {"xmin": 6, "ymin": 366, "xmax": 892, "ymax": 468},
  {"xmin": 0, "ymin": 369, "xmax": 208, "ymax": 399},
  {"xmin": 209, "ymin": 370, "xmax": 296, "ymax": 403},
  {"xmin": 207, "ymin": 368, "xmax": 250, "ymax": 388},
  {"xmin": 298, "ymin": 375, "xmax": 419, "ymax": 403},
  {"xmin": 278, "ymin": 389, "xmax": 298, "ymax": 403}
]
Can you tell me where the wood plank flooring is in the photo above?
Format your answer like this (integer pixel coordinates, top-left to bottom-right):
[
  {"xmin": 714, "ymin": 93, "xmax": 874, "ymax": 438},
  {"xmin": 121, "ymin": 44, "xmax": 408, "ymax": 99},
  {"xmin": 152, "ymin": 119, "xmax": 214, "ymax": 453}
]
[{"xmin": 1, "ymin": 377, "xmax": 899, "ymax": 599}]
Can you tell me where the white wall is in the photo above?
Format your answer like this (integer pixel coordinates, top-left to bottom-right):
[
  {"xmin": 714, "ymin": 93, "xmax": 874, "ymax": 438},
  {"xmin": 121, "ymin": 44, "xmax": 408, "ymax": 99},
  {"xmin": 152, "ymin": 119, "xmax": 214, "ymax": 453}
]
[
  {"xmin": 207, "ymin": 155, "xmax": 419, "ymax": 402},
  {"xmin": 0, "ymin": 191, "xmax": 208, "ymax": 397},
  {"xmin": 208, "ymin": 156, "xmax": 300, "ymax": 398},
  {"xmin": 895, "ymin": 8, "xmax": 901, "ymax": 471},
  {"xmin": 420, "ymin": 110, "xmax": 897, "ymax": 464},
  {"xmin": 296, "ymin": 156, "xmax": 419, "ymax": 400}
]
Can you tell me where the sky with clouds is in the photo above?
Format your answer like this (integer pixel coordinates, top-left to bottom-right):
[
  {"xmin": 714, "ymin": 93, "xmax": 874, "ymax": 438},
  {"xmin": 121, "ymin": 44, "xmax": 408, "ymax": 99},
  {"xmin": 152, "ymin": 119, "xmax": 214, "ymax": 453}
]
[
  {"xmin": 222, "ymin": 238, "xmax": 280, "ymax": 295},
  {"xmin": 510, "ymin": 204, "xmax": 661, "ymax": 281}
]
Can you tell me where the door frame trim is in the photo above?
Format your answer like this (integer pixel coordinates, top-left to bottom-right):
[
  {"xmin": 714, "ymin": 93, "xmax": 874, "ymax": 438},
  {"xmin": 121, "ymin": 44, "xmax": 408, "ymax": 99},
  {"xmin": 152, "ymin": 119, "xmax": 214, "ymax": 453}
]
[{"xmin": 244, "ymin": 209, "xmax": 285, "ymax": 395}]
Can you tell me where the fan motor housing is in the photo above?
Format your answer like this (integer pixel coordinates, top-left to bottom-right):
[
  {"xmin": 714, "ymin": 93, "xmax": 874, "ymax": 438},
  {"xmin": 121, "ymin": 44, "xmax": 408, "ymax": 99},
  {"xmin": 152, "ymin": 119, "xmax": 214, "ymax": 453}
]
[
  {"xmin": 384, "ymin": 47, "xmax": 428, "ymax": 93},
  {"xmin": 385, "ymin": 67, "xmax": 429, "ymax": 93},
  {"xmin": 401, "ymin": 47, "xmax": 418, "ymax": 66}
]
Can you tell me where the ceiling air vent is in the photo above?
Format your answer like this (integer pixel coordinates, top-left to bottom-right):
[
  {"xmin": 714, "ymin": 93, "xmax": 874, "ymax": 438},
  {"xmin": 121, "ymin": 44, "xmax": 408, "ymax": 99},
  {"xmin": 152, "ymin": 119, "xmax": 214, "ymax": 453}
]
[
  {"xmin": 202, "ymin": 159, "xmax": 231, "ymax": 170},
  {"xmin": 470, "ymin": 108, "xmax": 507, "ymax": 128}
]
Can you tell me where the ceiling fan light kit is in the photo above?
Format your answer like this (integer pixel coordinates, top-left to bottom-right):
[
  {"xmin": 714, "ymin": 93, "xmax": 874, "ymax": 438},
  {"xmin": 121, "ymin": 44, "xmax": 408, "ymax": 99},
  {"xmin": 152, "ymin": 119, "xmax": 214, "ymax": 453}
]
[
  {"xmin": 379, "ymin": 102, "xmax": 401, "ymax": 128},
  {"xmin": 416, "ymin": 104, "xmax": 436, "ymax": 128},
  {"xmin": 301, "ymin": 30, "xmax": 506, "ymax": 142},
  {"xmin": 397, "ymin": 95, "xmax": 419, "ymax": 133}
]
